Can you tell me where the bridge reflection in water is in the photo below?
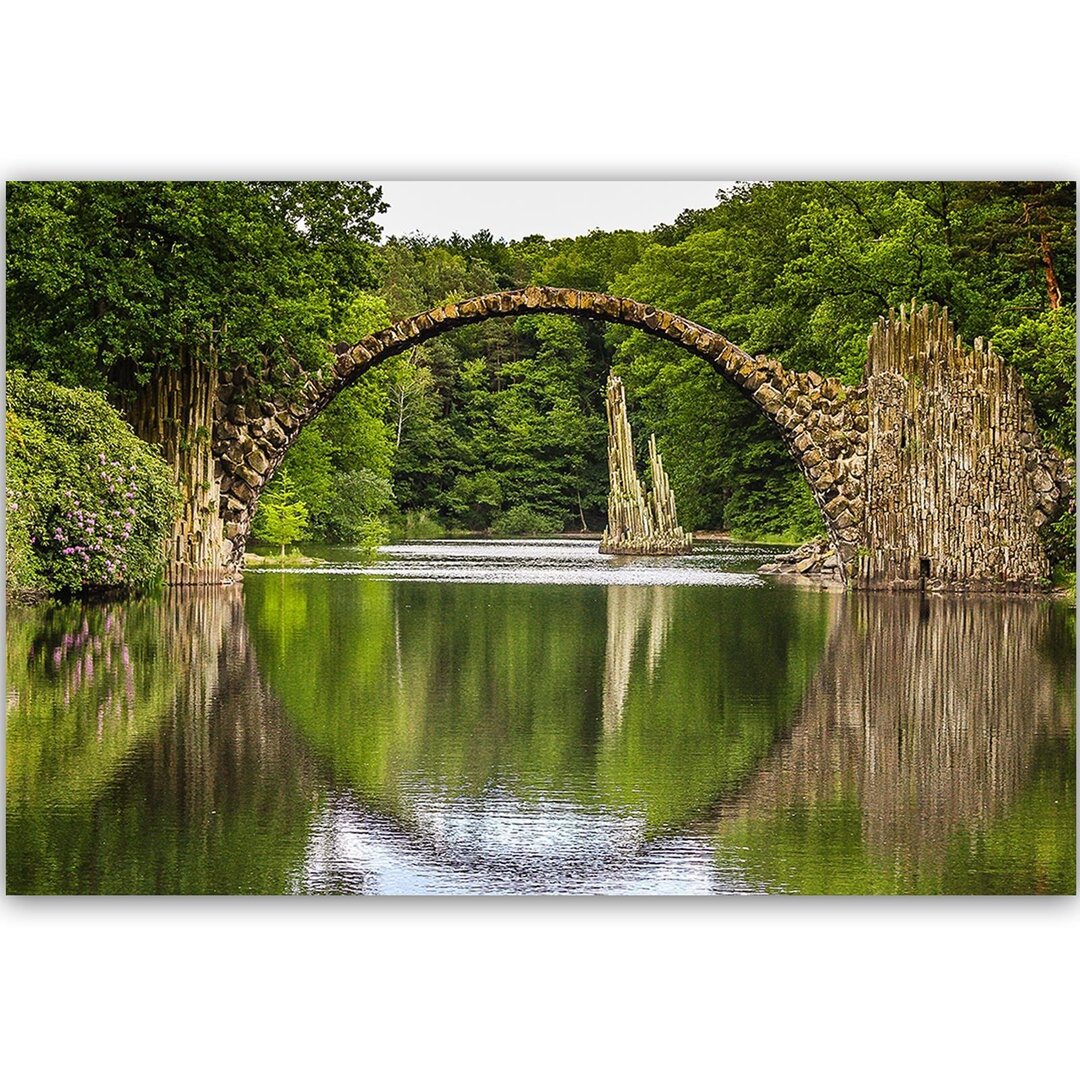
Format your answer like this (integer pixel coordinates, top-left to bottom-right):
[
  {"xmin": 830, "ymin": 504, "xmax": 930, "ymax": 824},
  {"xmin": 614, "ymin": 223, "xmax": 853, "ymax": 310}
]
[{"xmin": 6, "ymin": 567, "xmax": 1074, "ymax": 894}]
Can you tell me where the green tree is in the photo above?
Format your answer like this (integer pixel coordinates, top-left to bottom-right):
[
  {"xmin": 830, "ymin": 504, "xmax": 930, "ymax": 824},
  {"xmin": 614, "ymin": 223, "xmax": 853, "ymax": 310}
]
[
  {"xmin": 992, "ymin": 306, "xmax": 1077, "ymax": 569},
  {"xmin": 262, "ymin": 291, "xmax": 397, "ymax": 541},
  {"xmin": 254, "ymin": 469, "xmax": 310, "ymax": 557},
  {"xmin": 6, "ymin": 181, "xmax": 388, "ymax": 576},
  {"xmin": 444, "ymin": 470, "xmax": 504, "ymax": 531},
  {"xmin": 324, "ymin": 470, "xmax": 395, "ymax": 545}
]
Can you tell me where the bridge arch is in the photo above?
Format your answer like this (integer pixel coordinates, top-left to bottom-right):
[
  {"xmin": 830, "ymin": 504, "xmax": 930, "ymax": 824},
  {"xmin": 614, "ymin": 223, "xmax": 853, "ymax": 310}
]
[
  {"xmin": 212, "ymin": 286, "xmax": 865, "ymax": 579},
  {"xmin": 205, "ymin": 290, "xmax": 1067, "ymax": 591}
]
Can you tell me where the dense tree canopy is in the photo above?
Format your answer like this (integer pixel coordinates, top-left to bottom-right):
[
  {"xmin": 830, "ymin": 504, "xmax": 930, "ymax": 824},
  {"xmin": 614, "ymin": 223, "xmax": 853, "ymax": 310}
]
[{"xmin": 6, "ymin": 180, "xmax": 386, "ymax": 394}]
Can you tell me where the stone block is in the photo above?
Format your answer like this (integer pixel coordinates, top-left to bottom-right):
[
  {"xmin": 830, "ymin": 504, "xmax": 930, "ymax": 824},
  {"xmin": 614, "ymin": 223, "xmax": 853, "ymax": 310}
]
[
  {"xmin": 752, "ymin": 383, "xmax": 783, "ymax": 410},
  {"xmin": 246, "ymin": 448, "xmax": 269, "ymax": 473},
  {"xmin": 237, "ymin": 465, "xmax": 262, "ymax": 490}
]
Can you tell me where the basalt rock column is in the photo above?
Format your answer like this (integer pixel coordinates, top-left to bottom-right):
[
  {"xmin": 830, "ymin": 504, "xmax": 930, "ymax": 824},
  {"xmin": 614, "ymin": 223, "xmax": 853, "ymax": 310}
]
[
  {"xmin": 126, "ymin": 352, "xmax": 232, "ymax": 586},
  {"xmin": 600, "ymin": 374, "xmax": 692, "ymax": 555},
  {"xmin": 857, "ymin": 304, "xmax": 1071, "ymax": 591}
]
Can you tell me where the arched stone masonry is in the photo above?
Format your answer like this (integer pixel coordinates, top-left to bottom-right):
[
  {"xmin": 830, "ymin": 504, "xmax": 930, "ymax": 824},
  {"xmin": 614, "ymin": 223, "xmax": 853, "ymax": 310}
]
[{"xmin": 209, "ymin": 286, "xmax": 860, "ymax": 581}]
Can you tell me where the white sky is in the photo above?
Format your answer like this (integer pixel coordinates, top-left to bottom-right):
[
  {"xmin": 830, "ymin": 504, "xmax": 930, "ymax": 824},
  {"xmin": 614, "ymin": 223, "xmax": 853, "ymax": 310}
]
[{"xmin": 371, "ymin": 180, "xmax": 736, "ymax": 242}]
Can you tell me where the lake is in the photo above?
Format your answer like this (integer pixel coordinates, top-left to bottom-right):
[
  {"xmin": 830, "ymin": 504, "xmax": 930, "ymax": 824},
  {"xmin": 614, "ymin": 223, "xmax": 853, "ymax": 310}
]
[{"xmin": 6, "ymin": 539, "xmax": 1075, "ymax": 894}]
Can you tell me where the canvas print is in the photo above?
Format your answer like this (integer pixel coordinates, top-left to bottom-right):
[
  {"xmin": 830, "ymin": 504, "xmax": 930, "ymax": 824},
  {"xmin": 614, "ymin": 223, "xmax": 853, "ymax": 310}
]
[{"xmin": 5, "ymin": 180, "xmax": 1075, "ymax": 895}]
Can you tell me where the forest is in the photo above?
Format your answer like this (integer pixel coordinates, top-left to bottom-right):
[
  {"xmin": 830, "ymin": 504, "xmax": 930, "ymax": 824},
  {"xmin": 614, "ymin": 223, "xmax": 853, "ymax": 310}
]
[{"xmin": 5, "ymin": 180, "xmax": 1076, "ymax": 593}]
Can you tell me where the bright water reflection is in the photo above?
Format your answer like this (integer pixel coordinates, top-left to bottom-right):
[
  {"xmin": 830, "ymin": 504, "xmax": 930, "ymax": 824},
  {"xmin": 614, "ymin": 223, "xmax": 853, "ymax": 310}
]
[{"xmin": 6, "ymin": 541, "xmax": 1075, "ymax": 894}]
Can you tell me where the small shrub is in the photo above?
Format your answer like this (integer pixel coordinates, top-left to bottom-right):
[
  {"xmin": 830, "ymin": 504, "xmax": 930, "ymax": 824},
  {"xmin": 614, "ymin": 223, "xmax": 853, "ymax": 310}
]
[
  {"xmin": 390, "ymin": 509, "xmax": 446, "ymax": 540},
  {"xmin": 492, "ymin": 505, "xmax": 563, "ymax": 536},
  {"xmin": 353, "ymin": 516, "xmax": 390, "ymax": 562}
]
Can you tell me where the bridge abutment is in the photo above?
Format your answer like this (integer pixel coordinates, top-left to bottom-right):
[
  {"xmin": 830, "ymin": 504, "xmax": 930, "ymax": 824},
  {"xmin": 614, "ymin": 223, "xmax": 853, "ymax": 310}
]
[
  {"xmin": 126, "ymin": 353, "xmax": 236, "ymax": 586},
  {"xmin": 855, "ymin": 305, "xmax": 1070, "ymax": 591}
]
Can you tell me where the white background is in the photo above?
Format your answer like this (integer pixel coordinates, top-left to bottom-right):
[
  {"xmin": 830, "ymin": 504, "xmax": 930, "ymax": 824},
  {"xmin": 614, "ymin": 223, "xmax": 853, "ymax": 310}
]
[
  {"xmin": 371, "ymin": 180, "xmax": 737, "ymax": 239},
  {"xmin": 2, "ymin": 2, "xmax": 1077, "ymax": 1077}
]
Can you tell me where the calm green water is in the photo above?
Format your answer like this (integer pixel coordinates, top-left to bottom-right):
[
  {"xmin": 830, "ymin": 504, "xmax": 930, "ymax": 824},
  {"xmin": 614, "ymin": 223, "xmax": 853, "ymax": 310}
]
[{"xmin": 6, "ymin": 540, "xmax": 1075, "ymax": 894}]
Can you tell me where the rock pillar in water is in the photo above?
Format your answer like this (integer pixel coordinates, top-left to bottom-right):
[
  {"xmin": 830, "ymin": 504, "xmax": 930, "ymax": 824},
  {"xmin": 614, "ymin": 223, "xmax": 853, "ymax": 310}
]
[{"xmin": 600, "ymin": 373, "xmax": 693, "ymax": 555}]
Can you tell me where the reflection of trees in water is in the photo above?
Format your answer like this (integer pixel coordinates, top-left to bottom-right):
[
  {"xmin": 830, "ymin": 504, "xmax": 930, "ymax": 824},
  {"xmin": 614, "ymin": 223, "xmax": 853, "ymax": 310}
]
[
  {"xmin": 246, "ymin": 574, "xmax": 835, "ymax": 839},
  {"xmin": 716, "ymin": 595, "xmax": 1075, "ymax": 886},
  {"xmin": 7, "ymin": 590, "xmax": 320, "ymax": 894},
  {"xmin": 601, "ymin": 585, "xmax": 675, "ymax": 732}
]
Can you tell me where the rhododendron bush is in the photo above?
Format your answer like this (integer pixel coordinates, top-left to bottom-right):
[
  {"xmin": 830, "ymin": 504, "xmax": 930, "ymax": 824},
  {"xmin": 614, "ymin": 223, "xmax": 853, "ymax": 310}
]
[{"xmin": 6, "ymin": 372, "xmax": 178, "ymax": 596}]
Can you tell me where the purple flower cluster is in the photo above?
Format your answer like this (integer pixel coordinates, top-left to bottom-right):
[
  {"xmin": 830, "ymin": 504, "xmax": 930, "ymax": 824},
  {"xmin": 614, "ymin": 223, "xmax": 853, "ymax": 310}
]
[{"xmin": 53, "ymin": 461, "xmax": 141, "ymax": 585}]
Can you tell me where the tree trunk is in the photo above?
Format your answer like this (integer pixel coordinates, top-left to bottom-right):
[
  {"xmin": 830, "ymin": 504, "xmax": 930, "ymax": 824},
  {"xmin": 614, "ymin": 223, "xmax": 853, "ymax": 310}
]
[
  {"xmin": 125, "ymin": 347, "xmax": 233, "ymax": 585},
  {"xmin": 1039, "ymin": 230, "xmax": 1063, "ymax": 310},
  {"xmin": 1023, "ymin": 200, "xmax": 1063, "ymax": 311}
]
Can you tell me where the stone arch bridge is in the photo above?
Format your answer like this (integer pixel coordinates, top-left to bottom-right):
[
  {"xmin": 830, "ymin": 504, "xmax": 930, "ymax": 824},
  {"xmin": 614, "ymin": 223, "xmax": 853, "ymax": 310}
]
[{"xmin": 156, "ymin": 286, "xmax": 1069, "ymax": 590}]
